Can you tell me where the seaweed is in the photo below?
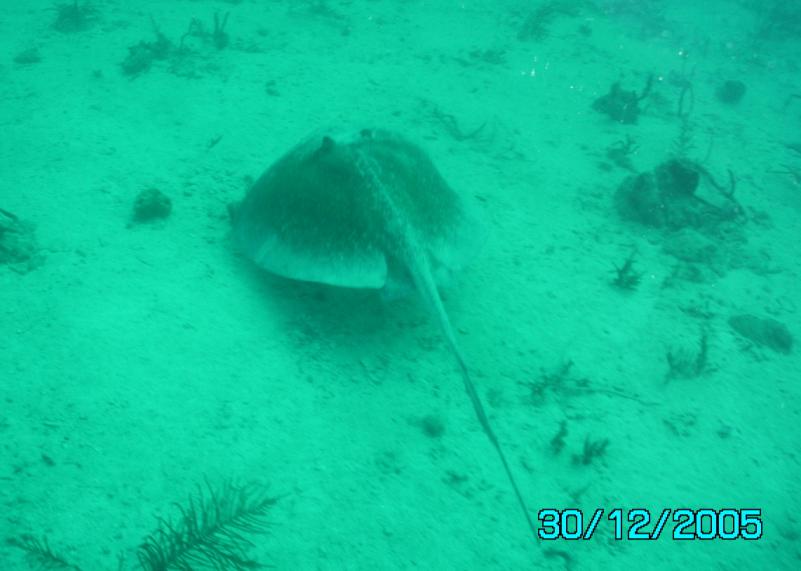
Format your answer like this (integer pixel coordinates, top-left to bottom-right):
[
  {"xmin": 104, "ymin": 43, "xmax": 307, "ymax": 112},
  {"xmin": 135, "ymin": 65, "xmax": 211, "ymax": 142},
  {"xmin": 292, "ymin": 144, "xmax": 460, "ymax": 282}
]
[
  {"xmin": 52, "ymin": 1, "xmax": 98, "ymax": 33},
  {"xmin": 611, "ymin": 251, "xmax": 642, "ymax": 291},
  {"xmin": 138, "ymin": 480, "xmax": 277, "ymax": 571},
  {"xmin": 121, "ymin": 18, "xmax": 173, "ymax": 77},
  {"xmin": 606, "ymin": 135, "xmax": 638, "ymax": 171},
  {"xmin": 616, "ymin": 158, "xmax": 742, "ymax": 231},
  {"xmin": 122, "ymin": 12, "xmax": 233, "ymax": 78},
  {"xmin": 430, "ymin": 106, "xmax": 488, "ymax": 142},
  {"xmin": 667, "ymin": 62, "xmax": 695, "ymax": 120},
  {"xmin": 665, "ymin": 329, "xmax": 709, "ymax": 381},
  {"xmin": 549, "ymin": 420, "xmax": 568, "ymax": 456},
  {"xmin": 676, "ymin": 82, "xmax": 695, "ymax": 120},
  {"xmin": 516, "ymin": 2, "xmax": 578, "ymax": 41},
  {"xmin": 592, "ymin": 75, "xmax": 653, "ymax": 124},
  {"xmin": 179, "ymin": 12, "xmax": 231, "ymax": 51},
  {"xmin": 572, "ymin": 436, "xmax": 609, "ymax": 466},
  {"xmin": 521, "ymin": 360, "xmax": 657, "ymax": 406},
  {"xmin": 9, "ymin": 480, "xmax": 278, "ymax": 571},
  {"xmin": 522, "ymin": 360, "xmax": 588, "ymax": 405},
  {"xmin": 672, "ymin": 118, "xmax": 695, "ymax": 158},
  {"xmin": 6, "ymin": 535, "xmax": 80, "ymax": 570},
  {"xmin": 213, "ymin": 12, "xmax": 231, "ymax": 50}
]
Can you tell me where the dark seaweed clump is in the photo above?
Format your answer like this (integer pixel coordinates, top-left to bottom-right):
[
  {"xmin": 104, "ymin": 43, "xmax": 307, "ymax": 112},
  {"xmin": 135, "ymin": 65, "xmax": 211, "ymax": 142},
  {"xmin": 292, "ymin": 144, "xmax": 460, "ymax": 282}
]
[
  {"xmin": 611, "ymin": 252, "xmax": 642, "ymax": 290},
  {"xmin": 572, "ymin": 435, "xmax": 609, "ymax": 466},
  {"xmin": 121, "ymin": 21, "xmax": 173, "ymax": 77},
  {"xmin": 52, "ymin": 1, "xmax": 98, "ymax": 33},
  {"xmin": 593, "ymin": 75, "xmax": 653, "ymax": 124},
  {"xmin": 666, "ymin": 329, "xmax": 709, "ymax": 381},
  {"xmin": 121, "ymin": 13, "xmax": 231, "ymax": 78},
  {"xmin": 615, "ymin": 158, "xmax": 741, "ymax": 231}
]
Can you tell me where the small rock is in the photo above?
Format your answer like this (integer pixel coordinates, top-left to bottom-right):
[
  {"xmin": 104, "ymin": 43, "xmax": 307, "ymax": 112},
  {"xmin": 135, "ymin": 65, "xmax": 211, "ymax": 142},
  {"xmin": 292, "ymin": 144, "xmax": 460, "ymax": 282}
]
[
  {"xmin": 0, "ymin": 208, "xmax": 41, "ymax": 272},
  {"xmin": 419, "ymin": 414, "xmax": 445, "ymax": 439},
  {"xmin": 716, "ymin": 80, "xmax": 746, "ymax": 105},
  {"xmin": 132, "ymin": 188, "xmax": 172, "ymax": 222},
  {"xmin": 729, "ymin": 314, "xmax": 793, "ymax": 354},
  {"xmin": 14, "ymin": 48, "xmax": 41, "ymax": 65}
]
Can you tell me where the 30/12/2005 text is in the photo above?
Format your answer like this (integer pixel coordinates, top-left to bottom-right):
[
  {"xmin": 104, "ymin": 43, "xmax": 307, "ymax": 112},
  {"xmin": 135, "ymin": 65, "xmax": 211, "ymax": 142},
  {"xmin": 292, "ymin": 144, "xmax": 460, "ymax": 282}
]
[{"xmin": 537, "ymin": 508, "xmax": 763, "ymax": 541}]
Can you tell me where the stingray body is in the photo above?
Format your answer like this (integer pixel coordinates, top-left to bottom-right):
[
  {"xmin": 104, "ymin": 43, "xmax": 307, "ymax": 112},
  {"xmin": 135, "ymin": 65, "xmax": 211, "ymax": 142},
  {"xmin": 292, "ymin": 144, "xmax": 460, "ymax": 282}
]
[{"xmin": 233, "ymin": 128, "xmax": 535, "ymax": 537}]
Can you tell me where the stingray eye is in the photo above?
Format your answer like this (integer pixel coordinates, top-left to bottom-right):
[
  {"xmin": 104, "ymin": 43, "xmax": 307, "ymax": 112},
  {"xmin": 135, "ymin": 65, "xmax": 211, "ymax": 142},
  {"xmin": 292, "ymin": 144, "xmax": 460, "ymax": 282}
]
[{"xmin": 320, "ymin": 136, "xmax": 335, "ymax": 152}]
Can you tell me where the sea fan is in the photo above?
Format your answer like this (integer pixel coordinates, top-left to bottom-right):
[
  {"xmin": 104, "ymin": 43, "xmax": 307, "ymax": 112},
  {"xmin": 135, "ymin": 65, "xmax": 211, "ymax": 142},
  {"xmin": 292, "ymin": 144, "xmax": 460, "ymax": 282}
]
[{"xmin": 137, "ymin": 480, "xmax": 277, "ymax": 571}]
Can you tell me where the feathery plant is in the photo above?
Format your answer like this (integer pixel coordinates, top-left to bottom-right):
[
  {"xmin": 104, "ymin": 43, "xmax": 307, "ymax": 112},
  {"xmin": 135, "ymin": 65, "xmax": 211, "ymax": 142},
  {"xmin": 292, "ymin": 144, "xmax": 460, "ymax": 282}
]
[
  {"xmin": 9, "ymin": 480, "xmax": 277, "ymax": 571},
  {"xmin": 138, "ymin": 480, "xmax": 277, "ymax": 571},
  {"xmin": 6, "ymin": 535, "xmax": 80, "ymax": 570}
]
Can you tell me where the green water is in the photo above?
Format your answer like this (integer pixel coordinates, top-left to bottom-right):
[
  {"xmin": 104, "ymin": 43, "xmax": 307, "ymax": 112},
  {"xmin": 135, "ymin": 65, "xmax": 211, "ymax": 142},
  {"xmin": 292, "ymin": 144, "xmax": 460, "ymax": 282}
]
[{"xmin": 1, "ymin": 1, "xmax": 799, "ymax": 569}]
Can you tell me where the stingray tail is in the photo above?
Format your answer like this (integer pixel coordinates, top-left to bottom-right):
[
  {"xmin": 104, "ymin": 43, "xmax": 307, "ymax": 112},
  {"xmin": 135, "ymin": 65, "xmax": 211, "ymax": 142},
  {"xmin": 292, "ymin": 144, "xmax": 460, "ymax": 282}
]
[
  {"xmin": 352, "ymin": 147, "xmax": 536, "ymax": 536},
  {"xmin": 410, "ymin": 255, "xmax": 538, "ymax": 539}
]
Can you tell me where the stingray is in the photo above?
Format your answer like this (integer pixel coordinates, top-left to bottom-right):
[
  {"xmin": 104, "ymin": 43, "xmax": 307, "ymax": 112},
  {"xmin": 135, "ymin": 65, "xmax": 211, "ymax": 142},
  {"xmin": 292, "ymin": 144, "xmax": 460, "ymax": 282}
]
[{"xmin": 232, "ymin": 127, "xmax": 535, "ymax": 537}]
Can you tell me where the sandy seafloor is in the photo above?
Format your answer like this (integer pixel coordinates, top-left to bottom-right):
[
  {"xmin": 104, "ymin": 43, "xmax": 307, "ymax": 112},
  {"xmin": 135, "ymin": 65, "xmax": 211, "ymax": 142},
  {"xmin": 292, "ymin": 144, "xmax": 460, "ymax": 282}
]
[{"xmin": 1, "ymin": 0, "xmax": 800, "ymax": 569}]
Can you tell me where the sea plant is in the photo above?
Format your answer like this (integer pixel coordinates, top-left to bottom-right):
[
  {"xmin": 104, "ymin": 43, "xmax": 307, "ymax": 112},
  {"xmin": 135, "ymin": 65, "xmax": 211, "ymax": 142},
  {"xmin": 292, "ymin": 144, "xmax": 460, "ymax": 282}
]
[{"xmin": 9, "ymin": 480, "xmax": 278, "ymax": 571}]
